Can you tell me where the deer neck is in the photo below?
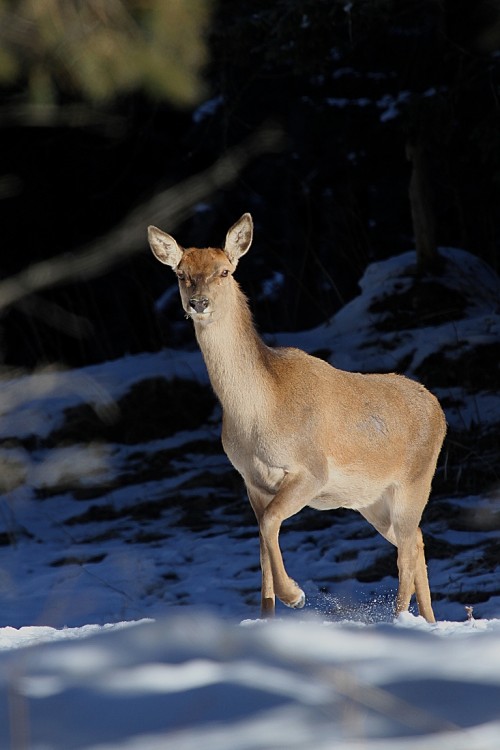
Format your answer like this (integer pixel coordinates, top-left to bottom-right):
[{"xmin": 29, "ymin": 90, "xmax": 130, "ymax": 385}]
[{"xmin": 193, "ymin": 284, "xmax": 273, "ymax": 418}]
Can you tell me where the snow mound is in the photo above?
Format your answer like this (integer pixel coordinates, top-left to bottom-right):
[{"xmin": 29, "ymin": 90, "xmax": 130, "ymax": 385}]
[{"xmin": 1, "ymin": 613, "xmax": 500, "ymax": 749}]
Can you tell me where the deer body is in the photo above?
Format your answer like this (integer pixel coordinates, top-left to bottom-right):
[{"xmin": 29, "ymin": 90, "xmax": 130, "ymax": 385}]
[{"xmin": 148, "ymin": 214, "xmax": 446, "ymax": 622}]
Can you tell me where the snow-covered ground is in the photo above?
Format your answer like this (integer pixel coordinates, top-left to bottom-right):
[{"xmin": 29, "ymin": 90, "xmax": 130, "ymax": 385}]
[
  {"xmin": 2, "ymin": 613, "xmax": 500, "ymax": 750},
  {"xmin": 0, "ymin": 246, "xmax": 499, "ymax": 748}
]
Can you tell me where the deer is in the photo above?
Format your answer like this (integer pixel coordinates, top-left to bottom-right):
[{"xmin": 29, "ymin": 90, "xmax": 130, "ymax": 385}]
[{"xmin": 148, "ymin": 213, "xmax": 446, "ymax": 622}]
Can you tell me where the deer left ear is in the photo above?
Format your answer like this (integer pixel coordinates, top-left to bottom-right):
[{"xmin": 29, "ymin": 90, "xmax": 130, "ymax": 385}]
[{"xmin": 224, "ymin": 213, "xmax": 253, "ymax": 266}]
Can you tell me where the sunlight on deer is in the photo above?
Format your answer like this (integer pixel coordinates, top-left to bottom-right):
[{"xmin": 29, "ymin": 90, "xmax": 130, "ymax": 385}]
[{"xmin": 148, "ymin": 213, "xmax": 446, "ymax": 622}]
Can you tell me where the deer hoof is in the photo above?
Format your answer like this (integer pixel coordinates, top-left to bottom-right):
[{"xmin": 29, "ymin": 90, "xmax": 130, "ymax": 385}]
[
  {"xmin": 286, "ymin": 589, "xmax": 306, "ymax": 609},
  {"xmin": 294, "ymin": 591, "xmax": 306, "ymax": 608}
]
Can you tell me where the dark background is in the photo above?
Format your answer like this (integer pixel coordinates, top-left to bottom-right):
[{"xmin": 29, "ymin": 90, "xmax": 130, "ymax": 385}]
[
  {"xmin": 1, "ymin": 0, "xmax": 500, "ymax": 370},
  {"xmin": 0, "ymin": 0, "xmax": 499, "ymax": 622}
]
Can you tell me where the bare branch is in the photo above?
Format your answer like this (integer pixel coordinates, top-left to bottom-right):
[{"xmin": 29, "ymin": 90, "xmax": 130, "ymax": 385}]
[
  {"xmin": 0, "ymin": 103, "xmax": 126, "ymax": 133},
  {"xmin": 0, "ymin": 124, "xmax": 284, "ymax": 312}
]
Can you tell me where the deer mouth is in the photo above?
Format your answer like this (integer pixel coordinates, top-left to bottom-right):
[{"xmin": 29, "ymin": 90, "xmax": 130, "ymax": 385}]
[{"xmin": 185, "ymin": 307, "xmax": 213, "ymax": 323}]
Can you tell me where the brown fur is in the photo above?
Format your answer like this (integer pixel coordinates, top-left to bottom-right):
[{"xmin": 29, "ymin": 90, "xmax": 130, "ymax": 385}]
[{"xmin": 148, "ymin": 213, "xmax": 446, "ymax": 621}]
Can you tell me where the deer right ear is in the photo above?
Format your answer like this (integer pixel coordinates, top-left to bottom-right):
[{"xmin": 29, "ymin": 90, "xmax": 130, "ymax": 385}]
[
  {"xmin": 148, "ymin": 226, "xmax": 183, "ymax": 269},
  {"xmin": 224, "ymin": 213, "xmax": 253, "ymax": 266}
]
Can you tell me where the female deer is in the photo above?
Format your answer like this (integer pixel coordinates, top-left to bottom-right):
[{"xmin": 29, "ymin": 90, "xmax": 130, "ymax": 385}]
[{"xmin": 148, "ymin": 214, "xmax": 446, "ymax": 621}]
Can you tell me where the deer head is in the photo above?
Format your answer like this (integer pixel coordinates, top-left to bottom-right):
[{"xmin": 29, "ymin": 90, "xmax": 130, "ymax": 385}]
[{"xmin": 148, "ymin": 213, "xmax": 253, "ymax": 324}]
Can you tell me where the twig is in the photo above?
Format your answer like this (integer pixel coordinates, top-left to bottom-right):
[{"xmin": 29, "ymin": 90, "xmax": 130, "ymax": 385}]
[{"xmin": 0, "ymin": 123, "xmax": 284, "ymax": 313}]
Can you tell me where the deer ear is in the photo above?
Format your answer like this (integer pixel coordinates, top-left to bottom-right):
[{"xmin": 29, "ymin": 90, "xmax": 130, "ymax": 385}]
[
  {"xmin": 148, "ymin": 226, "xmax": 183, "ymax": 269},
  {"xmin": 224, "ymin": 213, "xmax": 253, "ymax": 266}
]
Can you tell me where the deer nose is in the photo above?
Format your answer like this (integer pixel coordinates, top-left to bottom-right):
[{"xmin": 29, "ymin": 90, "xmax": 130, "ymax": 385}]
[{"xmin": 189, "ymin": 297, "xmax": 209, "ymax": 314}]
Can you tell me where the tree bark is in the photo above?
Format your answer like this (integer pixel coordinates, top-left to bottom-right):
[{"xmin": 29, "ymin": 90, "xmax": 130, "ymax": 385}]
[{"xmin": 406, "ymin": 139, "xmax": 438, "ymax": 272}]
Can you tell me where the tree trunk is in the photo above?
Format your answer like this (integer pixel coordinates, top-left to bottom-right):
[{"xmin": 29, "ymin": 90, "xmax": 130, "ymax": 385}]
[{"xmin": 406, "ymin": 140, "xmax": 438, "ymax": 272}]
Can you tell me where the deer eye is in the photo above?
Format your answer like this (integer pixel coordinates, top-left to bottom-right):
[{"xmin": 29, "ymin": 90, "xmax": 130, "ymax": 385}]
[
  {"xmin": 220, "ymin": 269, "xmax": 229, "ymax": 278},
  {"xmin": 177, "ymin": 271, "xmax": 185, "ymax": 281}
]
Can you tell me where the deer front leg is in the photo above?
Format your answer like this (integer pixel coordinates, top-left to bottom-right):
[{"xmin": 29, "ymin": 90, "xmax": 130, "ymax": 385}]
[
  {"xmin": 260, "ymin": 470, "xmax": 323, "ymax": 610},
  {"xmin": 247, "ymin": 489, "xmax": 276, "ymax": 617},
  {"xmin": 258, "ymin": 531, "xmax": 276, "ymax": 616}
]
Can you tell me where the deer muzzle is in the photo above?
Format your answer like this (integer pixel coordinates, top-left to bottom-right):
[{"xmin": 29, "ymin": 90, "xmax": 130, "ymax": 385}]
[{"xmin": 189, "ymin": 297, "xmax": 210, "ymax": 314}]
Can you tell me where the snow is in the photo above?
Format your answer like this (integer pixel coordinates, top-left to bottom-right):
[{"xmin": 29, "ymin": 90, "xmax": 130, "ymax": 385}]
[
  {"xmin": 1, "ymin": 614, "xmax": 500, "ymax": 749},
  {"xmin": 0, "ymin": 246, "xmax": 499, "ymax": 748}
]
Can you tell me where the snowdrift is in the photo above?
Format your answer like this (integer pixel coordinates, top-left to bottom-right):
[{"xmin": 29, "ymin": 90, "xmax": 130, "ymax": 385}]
[{"xmin": 2, "ymin": 613, "xmax": 500, "ymax": 749}]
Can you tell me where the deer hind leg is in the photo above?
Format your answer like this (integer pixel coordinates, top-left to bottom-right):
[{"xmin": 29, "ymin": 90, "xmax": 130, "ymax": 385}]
[
  {"xmin": 394, "ymin": 529, "xmax": 435, "ymax": 622},
  {"xmin": 412, "ymin": 527, "xmax": 435, "ymax": 623},
  {"xmin": 360, "ymin": 491, "xmax": 435, "ymax": 623},
  {"xmin": 394, "ymin": 530, "xmax": 420, "ymax": 617},
  {"xmin": 393, "ymin": 484, "xmax": 435, "ymax": 624}
]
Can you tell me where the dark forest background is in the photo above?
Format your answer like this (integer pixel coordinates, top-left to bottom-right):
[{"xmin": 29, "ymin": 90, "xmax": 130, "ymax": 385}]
[{"xmin": 1, "ymin": 0, "xmax": 500, "ymax": 370}]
